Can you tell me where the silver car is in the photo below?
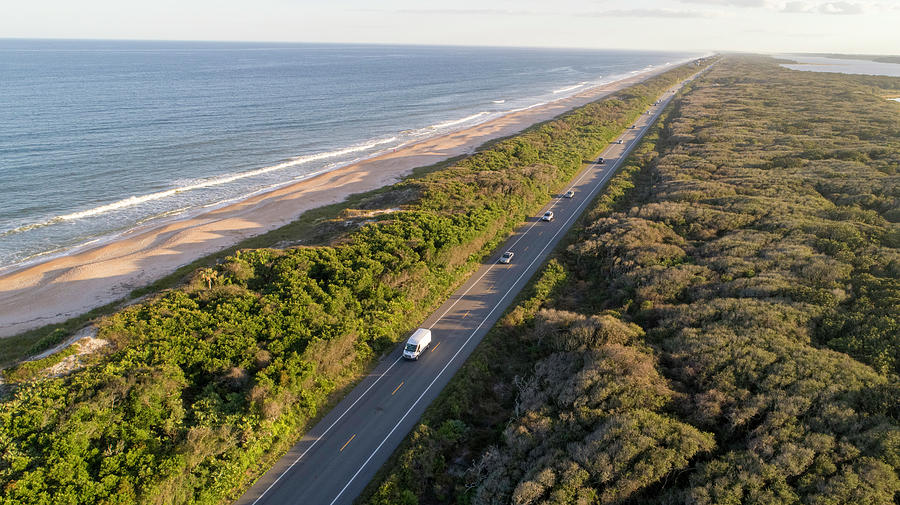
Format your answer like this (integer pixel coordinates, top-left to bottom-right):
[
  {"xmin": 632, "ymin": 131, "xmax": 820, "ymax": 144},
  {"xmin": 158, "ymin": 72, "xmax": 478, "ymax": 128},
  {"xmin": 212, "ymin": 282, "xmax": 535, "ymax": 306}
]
[{"xmin": 499, "ymin": 251, "xmax": 514, "ymax": 264}]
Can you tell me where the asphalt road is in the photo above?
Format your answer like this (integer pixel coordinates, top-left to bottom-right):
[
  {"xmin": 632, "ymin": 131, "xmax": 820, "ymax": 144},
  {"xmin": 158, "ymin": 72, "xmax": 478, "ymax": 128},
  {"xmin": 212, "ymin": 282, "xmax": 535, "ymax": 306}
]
[{"xmin": 235, "ymin": 70, "xmax": 705, "ymax": 505}]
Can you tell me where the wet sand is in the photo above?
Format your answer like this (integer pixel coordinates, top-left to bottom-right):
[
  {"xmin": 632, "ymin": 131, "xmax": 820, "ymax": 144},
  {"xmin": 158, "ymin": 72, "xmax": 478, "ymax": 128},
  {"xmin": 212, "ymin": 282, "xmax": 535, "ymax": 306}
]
[{"xmin": 0, "ymin": 66, "xmax": 671, "ymax": 338}]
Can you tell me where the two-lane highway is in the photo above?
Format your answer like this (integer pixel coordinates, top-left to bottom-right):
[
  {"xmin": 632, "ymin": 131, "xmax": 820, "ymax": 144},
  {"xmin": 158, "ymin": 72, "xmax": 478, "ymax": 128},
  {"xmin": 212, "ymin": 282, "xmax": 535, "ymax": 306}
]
[{"xmin": 235, "ymin": 70, "xmax": 706, "ymax": 505}]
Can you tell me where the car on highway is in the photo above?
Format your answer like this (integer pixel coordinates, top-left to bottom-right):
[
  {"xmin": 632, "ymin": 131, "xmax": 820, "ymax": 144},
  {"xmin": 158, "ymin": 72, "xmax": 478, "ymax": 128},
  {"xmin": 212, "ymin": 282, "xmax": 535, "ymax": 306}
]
[
  {"xmin": 616, "ymin": 139, "xmax": 624, "ymax": 144},
  {"xmin": 564, "ymin": 190, "xmax": 575, "ymax": 198},
  {"xmin": 402, "ymin": 328, "xmax": 432, "ymax": 360},
  {"xmin": 541, "ymin": 211, "xmax": 554, "ymax": 222},
  {"xmin": 499, "ymin": 251, "xmax": 514, "ymax": 264},
  {"xmin": 597, "ymin": 157, "xmax": 605, "ymax": 164}
]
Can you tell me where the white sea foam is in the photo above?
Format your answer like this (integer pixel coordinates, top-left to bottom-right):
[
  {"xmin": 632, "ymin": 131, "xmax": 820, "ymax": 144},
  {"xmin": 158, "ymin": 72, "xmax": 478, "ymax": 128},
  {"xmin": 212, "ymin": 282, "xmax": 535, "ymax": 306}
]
[
  {"xmin": 1, "ymin": 136, "xmax": 400, "ymax": 237},
  {"xmin": 14, "ymin": 239, "xmax": 101, "ymax": 266},
  {"xmin": 552, "ymin": 82, "xmax": 588, "ymax": 94},
  {"xmin": 134, "ymin": 206, "xmax": 193, "ymax": 226},
  {"xmin": 424, "ymin": 112, "xmax": 491, "ymax": 130},
  {"xmin": 507, "ymin": 100, "xmax": 552, "ymax": 114},
  {"xmin": 492, "ymin": 99, "xmax": 506, "ymax": 104}
]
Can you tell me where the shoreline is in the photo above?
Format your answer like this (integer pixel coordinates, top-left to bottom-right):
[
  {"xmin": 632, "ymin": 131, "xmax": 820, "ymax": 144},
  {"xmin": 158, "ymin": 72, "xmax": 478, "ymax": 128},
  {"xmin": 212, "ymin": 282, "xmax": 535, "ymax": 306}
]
[
  {"xmin": 0, "ymin": 64, "xmax": 674, "ymax": 339},
  {"xmin": 0, "ymin": 72, "xmax": 638, "ymax": 276}
]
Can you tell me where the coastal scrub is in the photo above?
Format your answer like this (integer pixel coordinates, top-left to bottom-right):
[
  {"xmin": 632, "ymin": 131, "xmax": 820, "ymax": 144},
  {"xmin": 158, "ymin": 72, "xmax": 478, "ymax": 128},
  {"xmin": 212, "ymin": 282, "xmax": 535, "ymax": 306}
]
[{"xmin": 361, "ymin": 56, "xmax": 900, "ymax": 505}]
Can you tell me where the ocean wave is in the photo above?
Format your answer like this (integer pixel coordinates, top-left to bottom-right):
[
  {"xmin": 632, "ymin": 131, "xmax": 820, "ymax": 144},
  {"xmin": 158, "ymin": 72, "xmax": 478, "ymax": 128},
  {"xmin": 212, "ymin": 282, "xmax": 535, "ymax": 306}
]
[
  {"xmin": 424, "ymin": 112, "xmax": 491, "ymax": 131},
  {"xmin": 15, "ymin": 239, "xmax": 101, "ymax": 266},
  {"xmin": 507, "ymin": 100, "xmax": 552, "ymax": 114},
  {"xmin": 0, "ymin": 217, "xmax": 65, "ymax": 238},
  {"xmin": 0, "ymin": 136, "xmax": 400, "ymax": 237},
  {"xmin": 492, "ymin": 99, "xmax": 506, "ymax": 104},
  {"xmin": 552, "ymin": 82, "xmax": 588, "ymax": 94},
  {"xmin": 134, "ymin": 206, "xmax": 193, "ymax": 226}
]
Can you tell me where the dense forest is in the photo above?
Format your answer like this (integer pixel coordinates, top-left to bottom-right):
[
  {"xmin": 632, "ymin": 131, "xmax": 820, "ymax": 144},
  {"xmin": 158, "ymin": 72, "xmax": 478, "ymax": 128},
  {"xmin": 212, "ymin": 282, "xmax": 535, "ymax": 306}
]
[
  {"xmin": 362, "ymin": 56, "xmax": 899, "ymax": 504},
  {"xmin": 0, "ymin": 60, "xmax": 707, "ymax": 504}
]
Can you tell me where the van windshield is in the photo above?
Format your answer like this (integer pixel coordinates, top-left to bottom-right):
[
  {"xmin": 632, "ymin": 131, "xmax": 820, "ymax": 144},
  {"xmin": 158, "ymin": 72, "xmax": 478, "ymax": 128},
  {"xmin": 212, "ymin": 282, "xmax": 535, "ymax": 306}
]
[{"xmin": 405, "ymin": 343, "xmax": 418, "ymax": 352}]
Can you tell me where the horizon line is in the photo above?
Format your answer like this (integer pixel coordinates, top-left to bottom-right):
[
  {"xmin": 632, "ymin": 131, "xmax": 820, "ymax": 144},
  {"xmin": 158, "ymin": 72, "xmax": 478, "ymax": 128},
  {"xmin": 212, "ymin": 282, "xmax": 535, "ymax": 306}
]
[{"xmin": 0, "ymin": 36, "xmax": 716, "ymax": 54}]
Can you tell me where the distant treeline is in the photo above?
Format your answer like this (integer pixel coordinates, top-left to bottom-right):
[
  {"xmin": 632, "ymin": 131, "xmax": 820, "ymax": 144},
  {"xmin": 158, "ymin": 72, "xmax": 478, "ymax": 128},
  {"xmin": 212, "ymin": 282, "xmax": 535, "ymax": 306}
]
[
  {"xmin": 0, "ymin": 60, "xmax": 706, "ymax": 504},
  {"xmin": 361, "ymin": 56, "xmax": 900, "ymax": 505}
]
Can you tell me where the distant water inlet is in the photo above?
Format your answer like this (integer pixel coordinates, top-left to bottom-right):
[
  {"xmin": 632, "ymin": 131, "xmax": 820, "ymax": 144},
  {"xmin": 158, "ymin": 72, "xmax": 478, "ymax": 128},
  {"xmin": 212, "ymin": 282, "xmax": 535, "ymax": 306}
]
[
  {"xmin": 780, "ymin": 54, "xmax": 900, "ymax": 78},
  {"xmin": 0, "ymin": 40, "xmax": 699, "ymax": 271}
]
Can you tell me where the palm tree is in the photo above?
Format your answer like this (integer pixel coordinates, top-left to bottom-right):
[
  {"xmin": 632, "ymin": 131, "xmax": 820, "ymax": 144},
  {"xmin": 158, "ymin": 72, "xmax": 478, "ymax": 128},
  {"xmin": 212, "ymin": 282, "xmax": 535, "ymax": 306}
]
[{"xmin": 199, "ymin": 268, "xmax": 217, "ymax": 290}]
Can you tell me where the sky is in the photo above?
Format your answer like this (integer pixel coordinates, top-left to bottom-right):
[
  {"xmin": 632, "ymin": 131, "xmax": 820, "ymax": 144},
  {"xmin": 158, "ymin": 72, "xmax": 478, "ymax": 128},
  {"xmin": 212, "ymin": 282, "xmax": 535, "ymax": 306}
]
[{"xmin": 2, "ymin": 0, "xmax": 899, "ymax": 54}]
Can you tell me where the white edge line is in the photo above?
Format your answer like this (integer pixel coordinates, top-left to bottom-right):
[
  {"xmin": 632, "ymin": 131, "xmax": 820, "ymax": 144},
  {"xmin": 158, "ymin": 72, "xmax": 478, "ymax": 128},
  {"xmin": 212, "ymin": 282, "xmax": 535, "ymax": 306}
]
[
  {"xmin": 249, "ymin": 356, "xmax": 404, "ymax": 505},
  {"xmin": 428, "ymin": 140, "xmax": 604, "ymax": 328},
  {"xmin": 327, "ymin": 83, "xmax": 682, "ymax": 505},
  {"xmin": 253, "ymin": 139, "xmax": 615, "ymax": 502}
]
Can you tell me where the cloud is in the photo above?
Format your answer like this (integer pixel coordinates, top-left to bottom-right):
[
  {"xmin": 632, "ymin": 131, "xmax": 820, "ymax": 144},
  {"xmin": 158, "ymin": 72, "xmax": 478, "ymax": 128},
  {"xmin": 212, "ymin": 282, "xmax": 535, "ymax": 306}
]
[
  {"xmin": 779, "ymin": 1, "xmax": 866, "ymax": 13},
  {"xmin": 781, "ymin": 0, "xmax": 814, "ymax": 11},
  {"xmin": 588, "ymin": 8, "xmax": 724, "ymax": 18},
  {"xmin": 679, "ymin": 0, "xmax": 767, "ymax": 6},
  {"xmin": 819, "ymin": 1, "xmax": 865, "ymax": 13},
  {"xmin": 743, "ymin": 28, "xmax": 831, "ymax": 36},
  {"xmin": 391, "ymin": 9, "xmax": 543, "ymax": 16}
]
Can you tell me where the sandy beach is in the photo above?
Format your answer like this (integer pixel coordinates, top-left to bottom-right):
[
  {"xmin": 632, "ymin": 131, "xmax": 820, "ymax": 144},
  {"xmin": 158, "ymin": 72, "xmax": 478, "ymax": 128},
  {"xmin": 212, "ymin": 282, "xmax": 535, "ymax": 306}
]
[{"xmin": 0, "ymin": 67, "xmax": 670, "ymax": 338}]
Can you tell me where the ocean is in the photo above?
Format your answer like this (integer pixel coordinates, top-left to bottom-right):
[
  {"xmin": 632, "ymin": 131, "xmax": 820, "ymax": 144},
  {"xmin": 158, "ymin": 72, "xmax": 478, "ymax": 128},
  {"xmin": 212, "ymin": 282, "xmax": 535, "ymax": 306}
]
[{"xmin": 0, "ymin": 40, "xmax": 697, "ymax": 270}]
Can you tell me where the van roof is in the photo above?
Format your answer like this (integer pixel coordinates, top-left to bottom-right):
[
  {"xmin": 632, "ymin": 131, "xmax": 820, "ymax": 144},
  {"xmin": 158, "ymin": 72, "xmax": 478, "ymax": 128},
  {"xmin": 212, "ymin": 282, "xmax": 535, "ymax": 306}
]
[{"xmin": 407, "ymin": 328, "xmax": 431, "ymax": 344}]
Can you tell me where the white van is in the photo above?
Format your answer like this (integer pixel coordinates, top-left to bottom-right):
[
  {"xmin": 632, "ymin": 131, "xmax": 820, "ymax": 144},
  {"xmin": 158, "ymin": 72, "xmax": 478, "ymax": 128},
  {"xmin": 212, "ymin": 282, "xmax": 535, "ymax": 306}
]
[{"xmin": 403, "ymin": 328, "xmax": 432, "ymax": 360}]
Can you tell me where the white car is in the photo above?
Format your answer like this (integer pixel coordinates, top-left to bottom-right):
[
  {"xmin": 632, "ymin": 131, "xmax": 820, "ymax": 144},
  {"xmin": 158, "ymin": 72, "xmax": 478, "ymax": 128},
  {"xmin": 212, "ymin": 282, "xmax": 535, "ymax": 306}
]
[
  {"xmin": 616, "ymin": 140, "xmax": 624, "ymax": 144},
  {"xmin": 564, "ymin": 190, "xmax": 575, "ymax": 198},
  {"xmin": 402, "ymin": 328, "xmax": 432, "ymax": 360},
  {"xmin": 499, "ymin": 251, "xmax": 514, "ymax": 264},
  {"xmin": 542, "ymin": 211, "xmax": 554, "ymax": 222}
]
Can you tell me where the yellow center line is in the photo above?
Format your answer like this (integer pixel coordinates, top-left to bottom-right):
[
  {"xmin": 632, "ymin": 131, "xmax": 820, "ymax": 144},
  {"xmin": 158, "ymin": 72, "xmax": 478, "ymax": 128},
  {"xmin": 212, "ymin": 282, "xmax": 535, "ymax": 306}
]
[
  {"xmin": 463, "ymin": 310, "xmax": 469, "ymax": 319},
  {"xmin": 431, "ymin": 342, "xmax": 441, "ymax": 352},
  {"xmin": 340, "ymin": 434, "xmax": 356, "ymax": 452},
  {"xmin": 392, "ymin": 382, "xmax": 404, "ymax": 395}
]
